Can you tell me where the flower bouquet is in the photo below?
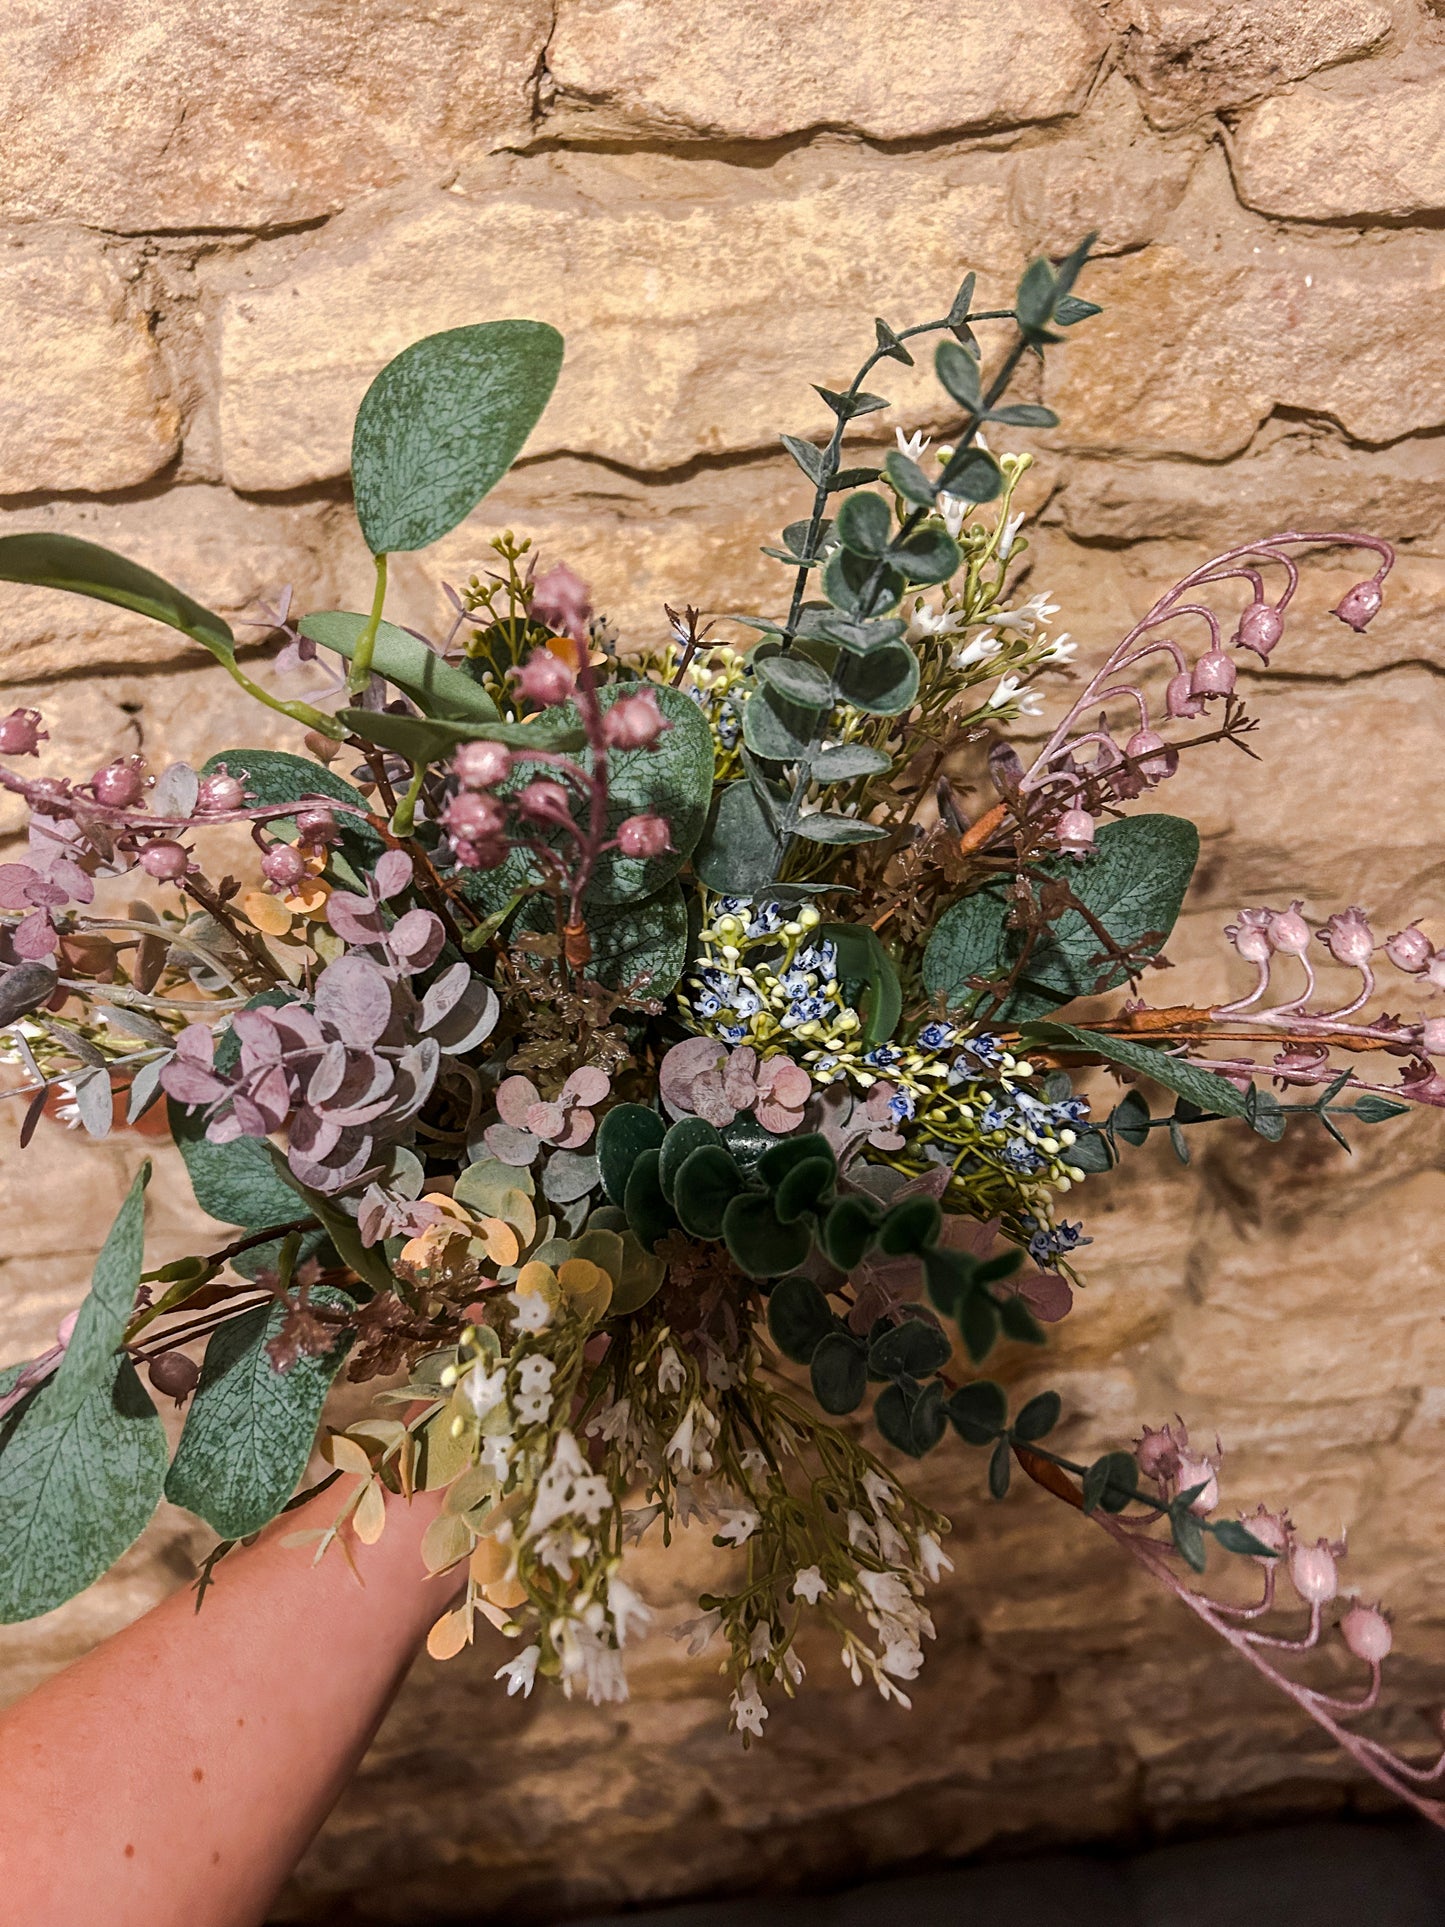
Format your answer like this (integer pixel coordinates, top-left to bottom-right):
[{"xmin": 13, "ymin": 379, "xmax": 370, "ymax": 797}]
[{"xmin": 0, "ymin": 236, "xmax": 1439, "ymax": 1812}]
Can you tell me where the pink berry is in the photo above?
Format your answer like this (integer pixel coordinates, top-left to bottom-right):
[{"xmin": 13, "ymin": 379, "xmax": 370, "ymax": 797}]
[
  {"xmin": 452, "ymin": 741, "xmax": 513, "ymax": 790},
  {"xmin": 1340, "ymin": 1600, "xmax": 1392, "ymax": 1664},
  {"xmin": 1233, "ymin": 601, "xmax": 1284, "ymax": 660},
  {"xmin": 1226, "ymin": 908, "xmax": 1273, "ymax": 964},
  {"xmin": 530, "ymin": 562, "xmax": 592, "ymax": 644},
  {"xmin": 1429, "ymin": 953, "xmax": 1445, "ymax": 992},
  {"xmin": 444, "ymin": 791, "xmax": 505, "ymax": 841},
  {"xmin": 260, "ymin": 844, "xmax": 306, "ymax": 888},
  {"xmin": 1386, "ymin": 924, "xmax": 1432, "ymax": 974},
  {"xmin": 1124, "ymin": 727, "xmax": 1177, "ymax": 784},
  {"xmin": 1190, "ymin": 649, "xmax": 1237, "ymax": 698},
  {"xmin": 1175, "ymin": 1451, "xmax": 1219, "ymax": 1516},
  {"xmin": 1334, "ymin": 578, "xmax": 1384, "ymax": 634},
  {"xmin": 1421, "ymin": 1017, "xmax": 1445, "ymax": 1057},
  {"xmin": 1239, "ymin": 1506, "xmax": 1291, "ymax": 1557},
  {"xmin": 197, "ymin": 770, "xmax": 246, "ymax": 813},
  {"xmin": 616, "ymin": 813, "xmax": 671, "ymax": 858},
  {"xmin": 517, "ymin": 779, "xmax": 572, "ymax": 824},
  {"xmin": 0, "ymin": 708, "xmax": 46, "ymax": 756},
  {"xmin": 1055, "ymin": 807, "xmax": 1095, "ymax": 856},
  {"xmin": 1165, "ymin": 673, "xmax": 1204, "ymax": 720},
  {"xmin": 450, "ymin": 836, "xmax": 506, "ymax": 872},
  {"xmin": 294, "ymin": 807, "xmax": 338, "ymax": 849},
  {"xmin": 602, "ymin": 690, "xmax": 669, "ymax": 750},
  {"xmin": 511, "ymin": 648, "xmax": 576, "ymax": 708},
  {"xmin": 1267, "ymin": 902, "xmax": 1312, "ymax": 957},
  {"xmin": 91, "ymin": 758, "xmax": 148, "ymax": 808},
  {"xmin": 139, "ymin": 839, "xmax": 189, "ymax": 881},
  {"xmin": 1288, "ymin": 1537, "xmax": 1340, "ymax": 1605},
  {"xmin": 1135, "ymin": 1424, "xmax": 1180, "ymax": 1483},
  {"xmin": 1317, "ymin": 907, "xmax": 1374, "ymax": 969}
]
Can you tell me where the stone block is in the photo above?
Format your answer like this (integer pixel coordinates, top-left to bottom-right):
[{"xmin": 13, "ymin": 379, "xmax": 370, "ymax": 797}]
[{"xmin": 1231, "ymin": 64, "xmax": 1445, "ymax": 222}]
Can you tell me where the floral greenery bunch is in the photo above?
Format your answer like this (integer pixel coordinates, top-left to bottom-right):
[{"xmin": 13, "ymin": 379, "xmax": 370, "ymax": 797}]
[{"xmin": 0, "ymin": 247, "xmax": 1442, "ymax": 1813}]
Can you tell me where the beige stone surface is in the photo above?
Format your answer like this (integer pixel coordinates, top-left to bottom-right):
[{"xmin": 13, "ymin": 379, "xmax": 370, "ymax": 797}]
[
  {"xmin": 2, "ymin": 4, "xmax": 1445, "ymax": 1920},
  {"xmin": 0, "ymin": 230, "xmax": 178, "ymax": 494},
  {"xmin": 0, "ymin": 0, "xmax": 550, "ymax": 232},
  {"xmin": 1116, "ymin": 0, "xmax": 1395, "ymax": 128},
  {"xmin": 544, "ymin": 0, "xmax": 1109, "ymax": 143},
  {"xmin": 1231, "ymin": 62, "xmax": 1445, "ymax": 222}
]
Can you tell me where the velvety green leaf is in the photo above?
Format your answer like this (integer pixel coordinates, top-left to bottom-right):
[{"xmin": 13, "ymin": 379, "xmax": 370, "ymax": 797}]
[
  {"xmin": 773, "ymin": 1157, "xmax": 835, "ymax": 1225},
  {"xmin": 1171, "ymin": 1507, "xmax": 1208, "ymax": 1572},
  {"xmin": 658, "ymin": 1117, "xmax": 724, "ymax": 1203},
  {"xmin": 999, "ymin": 1294, "xmax": 1046, "ymax": 1346},
  {"xmin": 781, "ymin": 434, "xmax": 827, "ymax": 485},
  {"xmin": 768, "ymin": 1274, "xmax": 835, "ymax": 1364},
  {"xmin": 987, "ymin": 403, "xmax": 1059, "ymax": 429},
  {"xmin": 810, "ymin": 744, "xmax": 891, "ymax": 782},
  {"xmin": 935, "ymin": 339, "xmax": 982, "ymax": 412},
  {"xmin": 868, "ymin": 1317, "xmax": 951, "ymax": 1380},
  {"xmin": 809, "ymin": 614, "xmax": 907, "ymax": 655},
  {"xmin": 814, "ymin": 386, "xmax": 889, "ymax": 420},
  {"xmin": 834, "ymin": 492, "xmax": 893, "ymax": 558},
  {"xmin": 755, "ymin": 654, "xmax": 833, "ymax": 711},
  {"xmin": 1054, "ymin": 295, "xmax": 1101, "ymax": 327},
  {"xmin": 821, "ymin": 1194, "xmax": 880, "ymax": 1271},
  {"xmin": 924, "ymin": 1245, "xmax": 977, "ymax": 1315},
  {"xmin": 988, "ymin": 1434, "xmax": 1012, "ymax": 1499},
  {"xmin": 874, "ymin": 317, "xmax": 914, "ymax": 365},
  {"xmin": 165, "ymin": 1289, "xmax": 353, "ymax": 1539},
  {"xmin": 51, "ymin": 1163, "xmax": 150, "ymax": 1420},
  {"xmin": 884, "ymin": 451, "xmax": 936, "ymax": 506},
  {"xmin": 1067, "ymin": 1128, "xmax": 1115, "ymax": 1173},
  {"xmin": 722, "ymin": 1192, "xmax": 812, "ymax": 1278},
  {"xmin": 822, "ymin": 547, "xmax": 905, "ymax": 619},
  {"xmin": 623, "ymin": 1148, "xmax": 677, "ymax": 1252},
  {"xmin": 946, "ymin": 1378, "xmax": 1007, "ymax": 1445},
  {"xmin": 755, "ymin": 1132, "xmax": 835, "ymax": 1187},
  {"xmin": 1083, "ymin": 1449, "xmax": 1140, "ymax": 1515},
  {"xmin": 911, "ymin": 1379, "xmax": 949, "ymax": 1454},
  {"xmin": 741, "ymin": 687, "xmax": 815, "ymax": 763},
  {"xmin": 791, "ymin": 812, "xmax": 888, "ymax": 846},
  {"xmin": 1015, "ymin": 256, "xmax": 1058, "ymax": 335},
  {"xmin": 1112, "ymin": 1089, "xmax": 1153, "ymax": 1147},
  {"xmin": 891, "ymin": 527, "xmax": 961, "ymax": 586},
  {"xmin": 596, "ymin": 1104, "xmax": 666, "ymax": 1208},
  {"xmin": 672, "ymin": 1145, "xmax": 744, "ymax": 1240},
  {"xmin": 1022, "ymin": 1022, "xmax": 1253, "ymax": 1122},
  {"xmin": 876, "ymin": 1194, "xmax": 942, "ymax": 1258},
  {"xmin": 0, "ymin": 1351, "xmax": 166, "ymax": 1622},
  {"xmin": 694, "ymin": 781, "xmax": 784, "ymax": 895},
  {"xmin": 960, "ymin": 1288, "xmax": 1000, "ymax": 1363},
  {"xmin": 170, "ymin": 1102, "xmax": 306, "ymax": 1233},
  {"xmin": 1013, "ymin": 1390, "xmax": 1062, "ymax": 1441},
  {"xmin": 833, "ymin": 639, "xmax": 919, "ymax": 715},
  {"xmin": 351, "ymin": 321, "xmax": 564, "ymax": 554},
  {"xmin": 300, "ymin": 611, "xmax": 500, "ymax": 721},
  {"xmin": 332, "ymin": 707, "xmax": 583, "ymax": 764},
  {"xmin": 811, "ymin": 1332, "xmax": 868, "ymax": 1415},
  {"xmin": 937, "ymin": 446, "xmax": 1003, "ymax": 502}
]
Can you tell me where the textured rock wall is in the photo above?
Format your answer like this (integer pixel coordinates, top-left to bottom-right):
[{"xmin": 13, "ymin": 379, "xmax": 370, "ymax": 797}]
[{"xmin": 2, "ymin": 3, "xmax": 1445, "ymax": 1920}]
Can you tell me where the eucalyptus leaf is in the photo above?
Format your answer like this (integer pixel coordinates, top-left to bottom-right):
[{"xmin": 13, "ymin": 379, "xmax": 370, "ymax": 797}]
[
  {"xmin": 822, "ymin": 548, "xmax": 905, "ymax": 620},
  {"xmin": 299, "ymin": 611, "xmax": 500, "ymax": 722},
  {"xmin": 884, "ymin": 451, "xmax": 936, "ymax": 506},
  {"xmin": 791, "ymin": 813, "xmax": 887, "ymax": 846},
  {"xmin": 781, "ymin": 435, "xmax": 826, "ymax": 485},
  {"xmin": 935, "ymin": 339, "xmax": 982, "ymax": 412},
  {"xmin": 810, "ymin": 744, "xmax": 891, "ymax": 782},
  {"xmin": 834, "ymin": 492, "xmax": 893, "ymax": 558},
  {"xmin": 937, "ymin": 446, "xmax": 1003, "ymax": 502},
  {"xmin": 833, "ymin": 639, "xmax": 919, "ymax": 715},
  {"xmin": 755, "ymin": 654, "xmax": 833, "ymax": 710},
  {"xmin": 694, "ymin": 781, "xmax": 784, "ymax": 895},
  {"xmin": 891, "ymin": 527, "xmax": 960, "ymax": 586},
  {"xmin": 351, "ymin": 321, "xmax": 564, "ymax": 554},
  {"xmin": 51, "ymin": 1163, "xmax": 150, "ymax": 1420}
]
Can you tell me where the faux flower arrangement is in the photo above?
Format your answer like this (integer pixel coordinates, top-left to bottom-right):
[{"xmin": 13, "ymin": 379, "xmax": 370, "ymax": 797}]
[{"xmin": 0, "ymin": 238, "xmax": 1439, "ymax": 1815}]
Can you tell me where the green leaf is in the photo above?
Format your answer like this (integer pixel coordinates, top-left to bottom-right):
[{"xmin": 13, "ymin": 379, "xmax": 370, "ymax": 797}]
[
  {"xmin": 810, "ymin": 614, "xmax": 908, "ymax": 655},
  {"xmin": 741, "ymin": 687, "xmax": 815, "ymax": 762},
  {"xmin": 937, "ymin": 446, "xmax": 1003, "ymax": 502},
  {"xmin": 791, "ymin": 812, "xmax": 888, "ymax": 846},
  {"xmin": 821, "ymin": 1194, "xmax": 880, "ymax": 1271},
  {"xmin": 822, "ymin": 548, "xmax": 905, "ymax": 620},
  {"xmin": 585, "ymin": 883, "xmax": 690, "ymax": 996},
  {"xmin": 868, "ymin": 1318, "xmax": 951, "ymax": 1380},
  {"xmin": 1068, "ymin": 1129, "xmax": 1114, "ymax": 1173},
  {"xmin": 874, "ymin": 318, "xmax": 914, "ymax": 366},
  {"xmin": 988, "ymin": 1434, "xmax": 1012, "ymax": 1499},
  {"xmin": 1171, "ymin": 1507, "xmax": 1208, "ymax": 1572},
  {"xmin": 694, "ymin": 781, "xmax": 784, "ymax": 896},
  {"xmin": 332, "ymin": 707, "xmax": 582, "ymax": 764},
  {"xmin": 820, "ymin": 921, "xmax": 902, "ymax": 1047},
  {"xmin": 911, "ymin": 1381, "xmax": 949, "ymax": 1454},
  {"xmin": 1352, "ymin": 1095, "xmax": 1410, "ymax": 1124},
  {"xmin": 873, "ymin": 1379, "xmax": 918, "ymax": 1449},
  {"xmin": 810, "ymin": 744, "xmax": 891, "ymax": 782},
  {"xmin": 300, "ymin": 611, "xmax": 500, "ymax": 722},
  {"xmin": 884, "ymin": 452, "xmax": 936, "ymax": 507},
  {"xmin": 1054, "ymin": 295, "xmax": 1101, "ymax": 327},
  {"xmin": 1083, "ymin": 1449, "xmax": 1139, "ymax": 1514},
  {"xmin": 170, "ymin": 1101, "xmax": 307, "ymax": 1235},
  {"xmin": 51, "ymin": 1163, "xmax": 150, "ymax": 1420},
  {"xmin": 876, "ymin": 1195, "xmax": 942, "ymax": 1259},
  {"xmin": 566, "ymin": 684, "xmax": 717, "ymax": 904},
  {"xmin": 773, "ymin": 1156, "xmax": 835, "ymax": 1225},
  {"xmin": 828, "ymin": 466, "xmax": 883, "ymax": 493},
  {"xmin": 960, "ymin": 1289, "xmax": 1000, "ymax": 1364},
  {"xmin": 1023, "ymin": 1023, "xmax": 1253, "ymax": 1123},
  {"xmin": 623, "ymin": 1148, "xmax": 677, "ymax": 1253},
  {"xmin": 672, "ymin": 1144, "xmax": 744, "ymax": 1241},
  {"xmin": 351, "ymin": 321, "xmax": 564, "ymax": 555},
  {"xmin": 924, "ymin": 1246, "xmax": 977, "ymax": 1315},
  {"xmin": 658, "ymin": 1117, "xmax": 725, "ymax": 1202},
  {"xmin": 948, "ymin": 272, "xmax": 977, "ymax": 327},
  {"xmin": 164, "ymin": 1289, "xmax": 353, "ymax": 1539},
  {"xmin": 1013, "ymin": 1390, "xmax": 1062, "ymax": 1441},
  {"xmin": 200, "ymin": 746, "xmax": 384, "ymax": 869},
  {"xmin": 814, "ymin": 387, "xmax": 889, "ymax": 420},
  {"xmin": 1112, "ymin": 1090, "xmax": 1153, "ymax": 1148},
  {"xmin": 1211, "ymin": 1519, "xmax": 1279, "ymax": 1559},
  {"xmin": 1015, "ymin": 256, "xmax": 1059, "ymax": 335},
  {"xmin": 833, "ymin": 639, "xmax": 919, "ymax": 716},
  {"xmin": 768, "ymin": 1275, "xmax": 836, "ymax": 1365},
  {"xmin": 811, "ymin": 1333, "xmax": 868, "ymax": 1415},
  {"xmin": 987, "ymin": 403, "xmax": 1059, "ymax": 429},
  {"xmin": 891, "ymin": 527, "xmax": 961, "ymax": 586},
  {"xmin": 781, "ymin": 435, "xmax": 827, "ymax": 485},
  {"xmin": 935, "ymin": 339, "xmax": 982, "ymax": 413},
  {"xmin": 596, "ymin": 1105, "xmax": 666, "ymax": 1208},
  {"xmin": 999, "ymin": 1294, "xmax": 1046, "ymax": 1346},
  {"xmin": 756, "ymin": 1133, "xmax": 836, "ymax": 1187},
  {"xmin": 835, "ymin": 492, "xmax": 893, "ymax": 558},
  {"xmin": 923, "ymin": 816, "xmax": 1200, "ymax": 1021},
  {"xmin": 722, "ymin": 1192, "xmax": 812, "ymax": 1279},
  {"xmin": 755, "ymin": 654, "xmax": 834, "ymax": 710},
  {"xmin": 0, "ymin": 1351, "xmax": 166, "ymax": 1622},
  {"xmin": 946, "ymin": 1378, "xmax": 1007, "ymax": 1445},
  {"xmin": 0, "ymin": 532, "xmax": 234, "ymax": 660}
]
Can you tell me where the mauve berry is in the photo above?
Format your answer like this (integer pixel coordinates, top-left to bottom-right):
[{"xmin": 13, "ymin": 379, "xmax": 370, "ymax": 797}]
[
  {"xmin": 260, "ymin": 844, "xmax": 307, "ymax": 888},
  {"xmin": 1386, "ymin": 924, "xmax": 1432, "ymax": 974},
  {"xmin": 512, "ymin": 648, "xmax": 576, "ymax": 708},
  {"xmin": 1267, "ymin": 901, "xmax": 1312, "ymax": 956},
  {"xmin": 147, "ymin": 1351, "xmax": 200, "ymax": 1402},
  {"xmin": 1165, "ymin": 672, "xmax": 1204, "ymax": 720},
  {"xmin": 1124, "ymin": 727, "xmax": 1177, "ymax": 784},
  {"xmin": 450, "ymin": 836, "xmax": 506, "ymax": 871},
  {"xmin": 197, "ymin": 770, "xmax": 246, "ymax": 813},
  {"xmin": 1421, "ymin": 1017, "xmax": 1445, "ymax": 1058},
  {"xmin": 602, "ymin": 690, "xmax": 669, "ymax": 749},
  {"xmin": 1340, "ymin": 1600, "xmax": 1393, "ymax": 1664},
  {"xmin": 91, "ymin": 758, "xmax": 147, "ymax": 808},
  {"xmin": 1233, "ymin": 601, "xmax": 1284, "ymax": 660},
  {"xmin": 517, "ymin": 779, "xmax": 572, "ymax": 823},
  {"xmin": 1240, "ymin": 1506, "xmax": 1291, "ymax": 1557},
  {"xmin": 1135, "ymin": 1424, "xmax": 1181, "ymax": 1483},
  {"xmin": 1190, "ymin": 649, "xmax": 1237, "ymax": 698},
  {"xmin": 1288, "ymin": 1536, "xmax": 1341, "ymax": 1605},
  {"xmin": 139, "ymin": 839, "xmax": 189, "ymax": 881},
  {"xmin": 1318, "ymin": 907, "xmax": 1375, "ymax": 968},
  {"xmin": 530, "ymin": 561, "xmax": 592, "ymax": 644},
  {"xmin": 0, "ymin": 707, "xmax": 46, "ymax": 756},
  {"xmin": 616, "ymin": 813, "xmax": 671, "ymax": 858},
  {"xmin": 1226, "ymin": 907, "xmax": 1273, "ymax": 964},
  {"xmin": 1428, "ymin": 952, "xmax": 1445, "ymax": 992},
  {"xmin": 1175, "ymin": 1450, "xmax": 1219, "ymax": 1516},
  {"xmin": 1334, "ymin": 578, "xmax": 1384, "ymax": 633},
  {"xmin": 1055, "ymin": 807, "xmax": 1096, "ymax": 856},
  {"xmin": 452, "ymin": 740, "xmax": 513, "ymax": 789},
  {"xmin": 444, "ymin": 790, "xmax": 505, "ymax": 841},
  {"xmin": 295, "ymin": 807, "xmax": 338, "ymax": 849}
]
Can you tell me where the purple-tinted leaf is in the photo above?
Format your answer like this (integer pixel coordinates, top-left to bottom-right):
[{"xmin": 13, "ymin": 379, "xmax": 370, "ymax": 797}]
[
  {"xmin": 0, "ymin": 863, "xmax": 41, "ymax": 910},
  {"xmin": 271, "ymin": 1005, "xmax": 324, "ymax": 1053},
  {"xmin": 326, "ymin": 892, "xmax": 386, "ymax": 945},
  {"xmin": 389, "ymin": 1038, "xmax": 440, "ymax": 1119},
  {"xmin": 496, "ymin": 1074, "xmax": 539, "ymax": 1128},
  {"xmin": 248, "ymin": 1064, "xmax": 292, "ymax": 1129},
  {"xmin": 13, "ymin": 911, "xmax": 57, "ymax": 959},
  {"xmin": 307, "ymin": 1037, "xmax": 348, "ymax": 1106},
  {"xmin": 227, "ymin": 1093, "xmax": 273, "ymax": 1138},
  {"xmin": 47, "ymin": 858, "xmax": 94, "ymax": 905},
  {"xmin": 159, "ymin": 1058, "xmax": 231, "ymax": 1106},
  {"xmin": 289, "ymin": 1130, "xmax": 373, "ymax": 1194},
  {"xmin": 526, "ymin": 1100, "xmax": 566, "ymax": 1140},
  {"xmin": 483, "ymin": 1122, "xmax": 540, "ymax": 1166},
  {"xmin": 314, "ymin": 954, "xmax": 393, "ymax": 1047},
  {"xmin": 174, "ymin": 1022, "xmax": 216, "ymax": 1067},
  {"xmin": 289, "ymin": 1106, "xmax": 344, "ymax": 1162},
  {"xmin": 429, "ymin": 982, "xmax": 499, "ymax": 1056},
  {"xmin": 372, "ymin": 848, "xmax": 414, "ymax": 900},
  {"xmin": 419, "ymin": 960, "xmax": 470, "ymax": 1031},
  {"xmin": 388, "ymin": 907, "xmax": 444, "ymax": 969},
  {"xmin": 125, "ymin": 1054, "xmax": 168, "ymax": 1125},
  {"xmin": 562, "ymin": 1066, "xmax": 609, "ymax": 1108}
]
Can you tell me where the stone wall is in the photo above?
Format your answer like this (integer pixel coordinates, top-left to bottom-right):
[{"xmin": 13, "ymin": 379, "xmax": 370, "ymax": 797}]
[{"xmin": 2, "ymin": 2, "xmax": 1445, "ymax": 1920}]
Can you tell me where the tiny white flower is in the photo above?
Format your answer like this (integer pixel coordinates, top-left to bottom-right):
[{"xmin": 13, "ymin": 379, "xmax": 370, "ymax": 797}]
[
  {"xmin": 859, "ymin": 1569, "xmax": 914, "ymax": 1618},
  {"xmin": 863, "ymin": 1470, "xmax": 898, "ymax": 1516},
  {"xmin": 622, "ymin": 1502, "xmax": 662, "ymax": 1544},
  {"xmin": 657, "ymin": 1344, "xmax": 685, "ymax": 1395},
  {"xmin": 508, "ymin": 1288, "xmax": 551, "ymax": 1333},
  {"xmin": 951, "ymin": 630, "xmax": 1001, "ymax": 670},
  {"xmin": 608, "ymin": 1575, "xmax": 653, "ymax": 1645},
  {"xmin": 715, "ymin": 1506, "xmax": 760, "ymax": 1547},
  {"xmin": 463, "ymin": 1363, "xmax": 507, "ymax": 1419},
  {"xmin": 782, "ymin": 1648, "xmax": 806, "ymax": 1686},
  {"xmin": 882, "ymin": 1637, "xmax": 924, "ymax": 1681},
  {"xmin": 730, "ymin": 1671, "xmax": 768, "ymax": 1739},
  {"xmin": 846, "ymin": 1509, "xmax": 879, "ymax": 1556},
  {"xmin": 916, "ymin": 1532, "xmax": 954, "ymax": 1583},
  {"xmin": 495, "ymin": 1643, "xmax": 540, "ymax": 1697},
  {"xmin": 673, "ymin": 1607, "xmax": 723, "ymax": 1657},
  {"xmin": 997, "ymin": 510, "xmax": 1026, "ymax": 560},
  {"xmin": 939, "ymin": 493, "xmax": 967, "ymax": 538},
  {"xmin": 792, "ymin": 1565, "xmax": 829, "ymax": 1604},
  {"xmin": 515, "ymin": 1355, "xmax": 556, "ymax": 1395},
  {"xmin": 479, "ymin": 1434, "xmax": 513, "ymax": 1478},
  {"xmin": 894, "ymin": 428, "xmax": 930, "ymax": 462},
  {"xmin": 748, "ymin": 1621, "xmax": 774, "ymax": 1663},
  {"xmin": 988, "ymin": 673, "xmax": 1023, "ymax": 709},
  {"xmin": 1041, "ymin": 632, "xmax": 1076, "ymax": 663},
  {"xmin": 1018, "ymin": 688, "xmax": 1045, "ymax": 716}
]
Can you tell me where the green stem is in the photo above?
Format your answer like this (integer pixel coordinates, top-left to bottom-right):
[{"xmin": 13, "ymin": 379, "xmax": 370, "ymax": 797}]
[
  {"xmin": 389, "ymin": 761, "xmax": 428, "ymax": 837},
  {"xmin": 349, "ymin": 552, "xmax": 389, "ymax": 695}
]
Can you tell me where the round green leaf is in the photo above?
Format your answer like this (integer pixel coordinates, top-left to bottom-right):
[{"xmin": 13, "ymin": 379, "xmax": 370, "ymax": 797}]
[
  {"xmin": 823, "ymin": 547, "xmax": 905, "ymax": 619},
  {"xmin": 658, "ymin": 1117, "xmax": 725, "ymax": 1203},
  {"xmin": 673, "ymin": 1145, "xmax": 745, "ymax": 1240},
  {"xmin": 722, "ymin": 1192, "xmax": 812, "ymax": 1279},
  {"xmin": 1013, "ymin": 1390, "xmax": 1062, "ymax": 1441},
  {"xmin": 876, "ymin": 1195, "xmax": 943, "ymax": 1258},
  {"xmin": 834, "ymin": 491, "xmax": 893, "ymax": 558},
  {"xmin": 596, "ymin": 1104, "xmax": 666, "ymax": 1207},
  {"xmin": 811, "ymin": 1332, "xmax": 868, "ymax": 1414},
  {"xmin": 351, "ymin": 321, "xmax": 564, "ymax": 555},
  {"xmin": 946, "ymin": 1378, "xmax": 1008, "ymax": 1446},
  {"xmin": 868, "ymin": 1317, "xmax": 952, "ymax": 1380},
  {"xmin": 871, "ymin": 1377, "xmax": 917, "ymax": 1444},
  {"xmin": 622, "ymin": 1148, "xmax": 676, "ymax": 1253},
  {"xmin": 756, "ymin": 655, "xmax": 833, "ymax": 710},
  {"xmin": 767, "ymin": 1275, "xmax": 836, "ymax": 1364},
  {"xmin": 585, "ymin": 883, "xmax": 690, "ymax": 995},
  {"xmin": 833, "ymin": 640, "xmax": 919, "ymax": 716},
  {"xmin": 774, "ymin": 1156, "xmax": 835, "ymax": 1225},
  {"xmin": 821, "ymin": 1194, "xmax": 880, "ymax": 1272},
  {"xmin": 694, "ymin": 780, "xmax": 785, "ymax": 897}
]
